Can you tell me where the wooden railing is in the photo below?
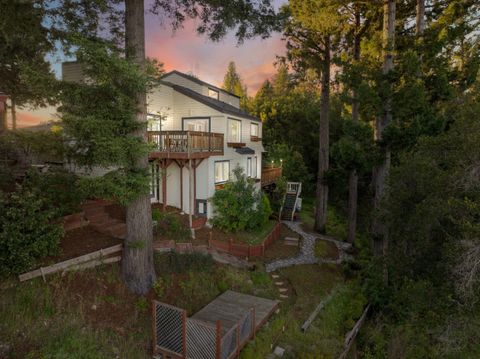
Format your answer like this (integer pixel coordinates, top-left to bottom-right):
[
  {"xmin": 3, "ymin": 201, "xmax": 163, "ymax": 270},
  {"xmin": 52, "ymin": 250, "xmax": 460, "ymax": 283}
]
[
  {"xmin": 147, "ymin": 131, "xmax": 224, "ymax": 154},
  {"xmin": 261, "ymin": 167, "xmax": 282, "ymax": 187},
  {"xmin": 287, "ymin": 181, "xmax": 302, "ymax": 195}
]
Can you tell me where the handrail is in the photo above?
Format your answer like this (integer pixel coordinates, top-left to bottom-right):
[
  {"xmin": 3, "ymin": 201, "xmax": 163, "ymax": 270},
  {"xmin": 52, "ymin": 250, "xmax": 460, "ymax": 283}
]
[{"xmin": 147, "ymin": 130, "xmax": 224, "ymax": 153}]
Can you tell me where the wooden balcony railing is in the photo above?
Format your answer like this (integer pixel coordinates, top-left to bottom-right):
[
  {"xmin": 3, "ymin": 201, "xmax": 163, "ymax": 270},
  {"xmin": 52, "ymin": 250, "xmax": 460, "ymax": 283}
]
[
  {"xmin": 147, "ymin": 131, "xmax": 224, "ymax": 156},
  {"xmin": 261, "ymin": 167, "xmax": 283, "ymax": 187}
]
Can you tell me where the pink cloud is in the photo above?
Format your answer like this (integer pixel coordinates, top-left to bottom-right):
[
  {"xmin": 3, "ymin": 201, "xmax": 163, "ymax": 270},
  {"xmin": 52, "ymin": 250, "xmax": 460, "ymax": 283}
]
[{"xmin": 145, "ymin": 17, "xmax": 285, "ymax": 94}]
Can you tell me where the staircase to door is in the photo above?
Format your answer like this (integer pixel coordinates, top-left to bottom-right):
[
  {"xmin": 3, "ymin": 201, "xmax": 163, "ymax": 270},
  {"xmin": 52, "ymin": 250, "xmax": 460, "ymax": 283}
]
[{"xmin": 281, "ymin": 182, "xmax": 302, "ymax": 221}]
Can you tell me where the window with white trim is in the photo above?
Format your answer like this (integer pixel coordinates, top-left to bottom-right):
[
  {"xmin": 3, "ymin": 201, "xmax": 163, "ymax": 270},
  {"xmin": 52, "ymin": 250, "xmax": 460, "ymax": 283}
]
[
  {"xmin": 215, "ymin": 161, "xmax": 230, "ymax": 183},
  {"xmin": 247, "ymin": 157, "xmax": 252, "ymax": 177},
  {"xmin": 252, "ymin": 156, "xmax": 257, "ymax": 178},
  {"xmin": 228, "ymin": 119, "xmax": 242, "ymax": 143},
  {"xmin": 250, "ymin": 123, "xmax": 259, "ymax": 137},
  {"xmin": 184, "ymin": 118, "xmax": 209, "ymax": 132}
]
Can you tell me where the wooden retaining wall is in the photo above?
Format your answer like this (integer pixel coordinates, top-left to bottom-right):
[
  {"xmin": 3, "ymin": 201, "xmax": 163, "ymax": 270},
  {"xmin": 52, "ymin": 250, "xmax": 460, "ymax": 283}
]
[{"xmin": 208, "ymin": 222, "xmax": 282, "ymax": 259}]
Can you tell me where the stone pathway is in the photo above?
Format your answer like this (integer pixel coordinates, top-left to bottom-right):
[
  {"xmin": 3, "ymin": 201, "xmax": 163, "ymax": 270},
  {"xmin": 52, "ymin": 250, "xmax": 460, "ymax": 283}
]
[{"xmin": 265, "ymin": 221, "xmax": 352, "ymax": 273}]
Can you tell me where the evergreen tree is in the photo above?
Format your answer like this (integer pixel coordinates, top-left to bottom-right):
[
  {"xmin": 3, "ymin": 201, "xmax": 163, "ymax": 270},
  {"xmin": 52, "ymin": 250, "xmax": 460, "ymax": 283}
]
[
  {"xmin": 0, "ymin": 0, "xmax": 56, "ymax": 129},
  {"xmin": 222, "ymin": 61, "xmax": 249, "ymax": 110}
]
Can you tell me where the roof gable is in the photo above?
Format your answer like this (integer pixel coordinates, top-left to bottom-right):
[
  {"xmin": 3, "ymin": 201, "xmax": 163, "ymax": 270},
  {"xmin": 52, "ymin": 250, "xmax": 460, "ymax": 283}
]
[{"xmin": 160, "ymin": 81, "xmax": 259, "ymax": 122}]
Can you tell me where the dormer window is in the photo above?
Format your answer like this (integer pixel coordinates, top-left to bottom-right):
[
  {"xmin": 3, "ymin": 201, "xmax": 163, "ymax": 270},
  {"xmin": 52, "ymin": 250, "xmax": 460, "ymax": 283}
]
[{"xmin": 208, "ymin": 88, "xmax": 219, "ymax": 99}]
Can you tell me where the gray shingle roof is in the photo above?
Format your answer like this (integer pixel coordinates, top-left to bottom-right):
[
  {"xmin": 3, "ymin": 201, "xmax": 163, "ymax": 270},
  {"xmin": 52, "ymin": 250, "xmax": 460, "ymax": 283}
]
[
  {"xmin": 160, "ymin": 81, "xmax": 260, "ymax": 122},
  {"xmin": 163, "ymin": 70, "xmax": 240, "ymax": 99},
  {"xmin": 235, "ymin": 147, "xmax": 256, "ymax": 155}
]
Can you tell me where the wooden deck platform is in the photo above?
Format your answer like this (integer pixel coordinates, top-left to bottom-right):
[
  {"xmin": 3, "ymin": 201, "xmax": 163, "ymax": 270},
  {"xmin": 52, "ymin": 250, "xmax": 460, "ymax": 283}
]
[{"xmin": 191, "ymin": 290, "xmax": 279, "ymax": 335}]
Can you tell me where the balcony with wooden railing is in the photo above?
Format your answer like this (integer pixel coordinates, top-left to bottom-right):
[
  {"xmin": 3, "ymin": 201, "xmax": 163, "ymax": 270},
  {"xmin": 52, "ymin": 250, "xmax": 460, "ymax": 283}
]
[
  {"xmin": 261, "ymin": 167, "xmax": 283, "ymax": 187},
  {"xmin": 148, "ymin": 131, "xmax": 224, "ymax": 159}
]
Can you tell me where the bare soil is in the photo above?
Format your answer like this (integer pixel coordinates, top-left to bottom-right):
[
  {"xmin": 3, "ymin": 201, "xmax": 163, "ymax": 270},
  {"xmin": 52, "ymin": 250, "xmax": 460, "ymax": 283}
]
[{"xmin": 40, "ymin": 226, "xmax": 123, "ymax": 266}]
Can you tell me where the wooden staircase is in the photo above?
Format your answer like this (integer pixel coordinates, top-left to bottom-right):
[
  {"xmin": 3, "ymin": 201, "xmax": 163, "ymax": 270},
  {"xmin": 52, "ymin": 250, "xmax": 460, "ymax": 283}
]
[
  {"xmin": 281, "ymin": 182, "xmax": 302, "ymax": 221},
  {"xmin": 81, "ymin": 200, "xmax": 126, "ymax": 240}
]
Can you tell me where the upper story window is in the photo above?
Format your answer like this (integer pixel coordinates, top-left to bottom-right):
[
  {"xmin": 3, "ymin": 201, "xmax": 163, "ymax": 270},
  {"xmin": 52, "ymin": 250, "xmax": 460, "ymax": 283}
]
[
  {"xmin": 215, "ymin": 161, "xmax": 230, "ymax": 183},
  {"xmin": 208, "ymin": 88, "xmax": 219, "ymax": 99},
  {"xmin": 228, "ymin": 119, "xmax": 242, "ymax": 143},
  {"xmin": 184, "ymin": 118, "xmax": 209, "ymax": 132},
  {"xmin": 250, "ymin": 123, "xmax": 259, "ymax": 139}
]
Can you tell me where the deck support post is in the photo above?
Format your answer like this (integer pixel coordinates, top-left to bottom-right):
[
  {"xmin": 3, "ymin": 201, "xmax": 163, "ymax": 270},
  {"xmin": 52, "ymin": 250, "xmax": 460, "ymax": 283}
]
[
  {"xmin": 174, "ymin": 160, "xmax": 185, "ymax": 212},
  {"xmin": 188, "ymin": 158, "xmax": 195, "ymax": 239},
  {"xmin": 161, "ymin": 159, "xmax": 167, "ymax": 211}
]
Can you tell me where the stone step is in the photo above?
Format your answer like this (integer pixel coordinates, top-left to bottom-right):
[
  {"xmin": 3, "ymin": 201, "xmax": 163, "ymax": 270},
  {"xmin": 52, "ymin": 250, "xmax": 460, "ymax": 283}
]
[
  {"xmin": 271, "ymin": 274, "xmax": 280, "ymax": 279},
  {"xmin": 278, "ymin": 288, "xmax": 288, "ymax": 293},
  {"xmin": 284, "ymin": 237, "xmax": 299, "ymax": 246},
  {"xmin": 87, "ymin": 212, "xmax": 111, "ymax": 223},
  {"xmin": 279, "ymin": 294, "xmax": 289, "ymax": 299},
  {"xmin": 275, "ymin": 282, "xmax": 284, "ymax": 286}
]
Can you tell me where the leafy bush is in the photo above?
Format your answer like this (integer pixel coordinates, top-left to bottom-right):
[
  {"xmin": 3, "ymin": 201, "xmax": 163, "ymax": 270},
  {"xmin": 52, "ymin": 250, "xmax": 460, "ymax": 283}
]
[
  {"xmin": 0, "ymin": 186, "xmax": 63, "ymax": 276},
  {"xmin": 210, "ymin": 166, "xmax": 272, "ymax": 232},
  {"xmin": 152, "ymin": 210, "xmax": 190, "ymax": 241},
  {"xmin": 23, "ymin": 168, "xmax": 86, "ymax": 217}
]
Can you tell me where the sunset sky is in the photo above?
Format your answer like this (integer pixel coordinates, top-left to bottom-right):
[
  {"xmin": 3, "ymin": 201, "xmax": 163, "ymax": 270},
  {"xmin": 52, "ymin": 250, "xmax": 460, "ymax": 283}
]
[{"xmin": 14, "ymin": 2, "xmax": 287, "ymax": 128}]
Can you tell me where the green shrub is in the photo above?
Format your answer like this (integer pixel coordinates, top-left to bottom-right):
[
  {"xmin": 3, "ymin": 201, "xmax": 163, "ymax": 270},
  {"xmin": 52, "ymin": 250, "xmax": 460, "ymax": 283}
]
[
  {"xmin": 23, "ymin": 168, "xmax": 86, "ymax": 217},
  {"xmin": 152, "ymin": 207, "xmax": 162, "ymax": 222},
  {"xmin": 0, "ymin": 186, "xmax": 63, "ymax": 276},
  {"xmin": 153, "ymin": 277, "xmax": 165, "ymax": 298},
  {"xmin": 154, "ymin": 251, "xmax": 215, "ymax": 275},
  {"xmin": 153, "ymin": 210, "xmax": 190, "ymax": 241},
  {"xmin": 210, "ymin": 166, "xmax": 272, "ymax": 232}
]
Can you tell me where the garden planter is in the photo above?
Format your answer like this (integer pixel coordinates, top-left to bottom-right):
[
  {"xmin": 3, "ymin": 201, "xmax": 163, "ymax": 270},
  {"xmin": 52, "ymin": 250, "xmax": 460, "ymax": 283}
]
[{"xmin": 63, "ymin": 211, "xmax": 88, "ymax": 231}]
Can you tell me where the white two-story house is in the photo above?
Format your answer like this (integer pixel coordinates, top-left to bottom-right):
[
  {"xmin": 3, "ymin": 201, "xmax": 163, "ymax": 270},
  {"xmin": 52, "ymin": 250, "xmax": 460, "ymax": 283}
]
[
  {"xmin": 62, "ymin": 63, "xmax": 282, "ymax": 221},
  {"xmin": 146, "ymin": 70, "xmax": 273, "ymax": 219}
]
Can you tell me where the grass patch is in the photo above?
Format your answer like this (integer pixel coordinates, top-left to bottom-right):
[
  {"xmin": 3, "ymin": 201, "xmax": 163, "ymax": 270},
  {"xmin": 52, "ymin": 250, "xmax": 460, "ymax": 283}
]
[
  {"xmin": 241, "ymin": 265, "xmax": 366, "ymax": 359},
  {"xmin": 279, "ymin": 263, "xmax": 343, "ymax": 319},
  {"xmin": 262, "ymin": 225, "xmax": 300, "ymax": 262},
  {"xmin": 153, "ymin": 252, "xmax": 277, "ymax": 314},
  {"xmin": 315, "ymin": 240, "xmax": 339, "ymax": 260},
  {"xmin": 227, "ymin": 220, "xmax": 277, "ymax": 245},
  {"xmin": 0, "ymin": 265, "xmax": 151, "ymax": 358}
]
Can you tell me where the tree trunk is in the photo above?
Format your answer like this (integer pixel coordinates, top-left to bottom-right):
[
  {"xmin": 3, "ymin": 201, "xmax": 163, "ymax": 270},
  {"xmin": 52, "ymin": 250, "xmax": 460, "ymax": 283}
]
[
  {"xmin": 314, "ymin": 35, "xmax": 330, "ymax": 233},
  {"xmin": 347, "ymin": 9, "xmax": 362, "ymax": 245},
  {"xmin": 11, "ymin": 97, "xmax": 17, "ymax": 130},
  {"xmin": 0, "ymin": 102, "xmax": 6, "ymax": 133},
  {"xmin": 416, "ymin": 0, "xmax": 425, "ymax": 36},
  {"xmin": 122, "ymin": 0, "xmax": 156, "ymax": 295},
  {"xmin": 372, "ymin": 0, "xmax": 395, "ymax": 257}
]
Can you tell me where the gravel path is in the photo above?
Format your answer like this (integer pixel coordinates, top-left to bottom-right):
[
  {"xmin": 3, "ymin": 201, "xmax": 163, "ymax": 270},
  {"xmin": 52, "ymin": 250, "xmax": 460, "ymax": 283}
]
[{"xmin": 265, "ymin": 221, "xmax": 352, "ymax": 272}]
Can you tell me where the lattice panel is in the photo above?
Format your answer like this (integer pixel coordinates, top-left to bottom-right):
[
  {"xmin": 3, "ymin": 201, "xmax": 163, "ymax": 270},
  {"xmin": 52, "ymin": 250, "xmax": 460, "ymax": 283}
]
[
  {"xmin": 155, "ymin": 302, "xmax": 185, "ymax": 355},
  {"xmin": 186, "ymin": 319, "xmax": 217, "ymax": 359},
  {"xmin": 221, "ymin": 326, "xmax": 238, "ymax": 359}
]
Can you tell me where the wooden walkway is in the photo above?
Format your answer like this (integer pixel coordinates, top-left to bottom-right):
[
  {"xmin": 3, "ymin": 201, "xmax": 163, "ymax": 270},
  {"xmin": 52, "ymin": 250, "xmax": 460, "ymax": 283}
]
[{"xmin": 191, "ymin": 290, "xmax": 279, "ymax": 335}]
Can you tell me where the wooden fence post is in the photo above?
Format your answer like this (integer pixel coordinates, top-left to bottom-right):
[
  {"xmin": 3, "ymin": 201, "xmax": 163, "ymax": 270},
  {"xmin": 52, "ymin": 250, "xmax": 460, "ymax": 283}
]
[
  {"xmin": 152, "ymin": 301, "xmax": 157, "ymax": 355},
  {"xmin": 182, "ymin": 310, "xmax": 187, "ymax": 358}
]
